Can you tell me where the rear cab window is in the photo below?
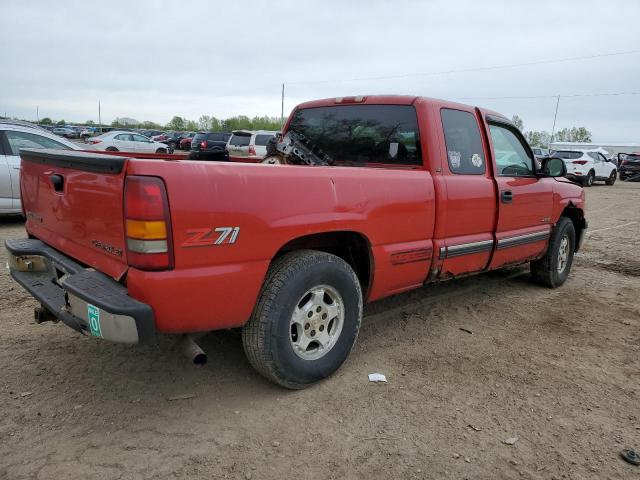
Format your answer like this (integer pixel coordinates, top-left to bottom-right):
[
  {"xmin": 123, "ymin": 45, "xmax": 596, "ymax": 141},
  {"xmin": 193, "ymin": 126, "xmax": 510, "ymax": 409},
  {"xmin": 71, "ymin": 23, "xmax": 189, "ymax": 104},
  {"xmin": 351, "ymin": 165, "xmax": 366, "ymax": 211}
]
[
  {"xmin": 440, "ymin": 108, "xmax": 485, "ymax": 175},
  {"xmin": 287, "ymin": 104, "xmax": 422, "ymax": 166}
]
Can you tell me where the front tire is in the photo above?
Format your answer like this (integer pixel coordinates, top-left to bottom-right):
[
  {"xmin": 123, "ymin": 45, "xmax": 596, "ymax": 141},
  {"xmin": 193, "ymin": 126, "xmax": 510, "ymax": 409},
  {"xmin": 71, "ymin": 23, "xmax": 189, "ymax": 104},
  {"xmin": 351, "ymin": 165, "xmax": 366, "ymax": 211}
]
[
  {"xmin": 155, "ymin": 148, "xmax": 167, "ymax": 154},
  {"xmin": 242, "ymin": 250, "xmax": 363, "ymax": 389},
  {"xmin": 605, "ymin": 170, "xmax": 617, "ymax": 185},
  {"xmin": 105, "ymin": 146, "xmax": 118, "ymax": 152},
  {"xmin": 530, "ymin": 217, "xmax": 576, "ymax": 288}
]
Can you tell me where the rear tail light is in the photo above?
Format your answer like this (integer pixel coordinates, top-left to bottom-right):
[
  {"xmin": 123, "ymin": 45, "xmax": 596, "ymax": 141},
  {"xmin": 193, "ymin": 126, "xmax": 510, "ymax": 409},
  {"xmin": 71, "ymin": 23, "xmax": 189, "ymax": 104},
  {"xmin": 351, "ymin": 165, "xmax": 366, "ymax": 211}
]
[
  {"xmin": 572, "ymin": 160, "xmax": 588, "ymax": 165},
  {"xmin": 248, "ymin": 145, "xmax": 256, "ymax": 156},
  {"xmin": 200, "ymin": 140, "xmax": 208, "ymax": 149},
  {"xmin": 621, "ymin": 160, "xmax": 628, "ymax": 166},
  {"xmin": 89, "ymin": 139, "xmax": 102, "ymax": 144},
  {"xmin": 124, "ymin": 176, "xmax": 173, "ymax": 271}
]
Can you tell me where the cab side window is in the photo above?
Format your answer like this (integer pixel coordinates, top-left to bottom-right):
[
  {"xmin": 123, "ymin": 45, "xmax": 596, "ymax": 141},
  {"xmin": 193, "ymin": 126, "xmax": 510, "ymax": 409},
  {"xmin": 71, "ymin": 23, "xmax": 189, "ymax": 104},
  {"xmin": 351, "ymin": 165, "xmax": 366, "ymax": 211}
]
[
  {"xmin": 5, "ymin": 131, "xmax": 69, "ymax": 155},
  {"xmin": 489, "ymin": 124, "xmax": 534, "ymax": 176},
  {"xmin": 441, "ymin": 109, "xmax": 485, "ymax": 175}
]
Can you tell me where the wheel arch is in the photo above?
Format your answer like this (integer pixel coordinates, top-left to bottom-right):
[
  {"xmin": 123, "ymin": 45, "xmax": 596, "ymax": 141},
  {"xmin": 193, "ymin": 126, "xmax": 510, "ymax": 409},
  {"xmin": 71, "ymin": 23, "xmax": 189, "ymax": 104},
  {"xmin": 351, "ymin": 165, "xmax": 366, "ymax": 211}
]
[
  {"xmin": 560, "ymin": 202, "xmax": 586, "ymax": 252},
  {"xmin": 273, "ymin": 230, "xmax": 373, "ymax": 298}
]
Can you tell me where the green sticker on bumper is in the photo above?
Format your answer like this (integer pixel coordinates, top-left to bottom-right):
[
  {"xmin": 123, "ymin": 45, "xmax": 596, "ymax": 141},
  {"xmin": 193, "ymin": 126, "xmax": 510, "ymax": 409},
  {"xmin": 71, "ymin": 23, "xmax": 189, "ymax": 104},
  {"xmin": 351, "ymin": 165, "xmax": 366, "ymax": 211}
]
[{"xmin": 87, "ymin": 304, "xmax": 102, "ymax": 337}]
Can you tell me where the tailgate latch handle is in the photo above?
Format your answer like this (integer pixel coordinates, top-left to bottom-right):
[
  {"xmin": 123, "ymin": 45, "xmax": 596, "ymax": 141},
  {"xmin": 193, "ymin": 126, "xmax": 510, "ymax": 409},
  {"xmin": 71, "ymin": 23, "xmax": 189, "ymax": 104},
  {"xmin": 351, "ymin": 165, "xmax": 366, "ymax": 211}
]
[{"xmin": 49, "ymin": 174, "xmax": 64, "ymax": 192}]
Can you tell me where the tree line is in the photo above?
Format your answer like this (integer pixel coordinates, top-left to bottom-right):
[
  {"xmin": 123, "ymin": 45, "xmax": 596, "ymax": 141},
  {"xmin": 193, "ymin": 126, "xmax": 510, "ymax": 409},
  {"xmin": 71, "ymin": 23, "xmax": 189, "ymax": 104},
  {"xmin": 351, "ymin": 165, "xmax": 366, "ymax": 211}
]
[
  {"xmin": 38, "ymin": 115, "xmax": 283, "ymax": 132},
  {"xmin": 511, "ymin": 115, "xmax": 592, "ymax": 147}
]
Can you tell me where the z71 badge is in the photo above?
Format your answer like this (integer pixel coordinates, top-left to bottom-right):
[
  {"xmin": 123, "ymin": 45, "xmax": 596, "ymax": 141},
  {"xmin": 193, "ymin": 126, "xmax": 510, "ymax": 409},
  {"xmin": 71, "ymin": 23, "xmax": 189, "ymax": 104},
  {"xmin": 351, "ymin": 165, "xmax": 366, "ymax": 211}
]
[{"xmin": 181, "ymin": 227, "xmax": 240, "ymax": 248}]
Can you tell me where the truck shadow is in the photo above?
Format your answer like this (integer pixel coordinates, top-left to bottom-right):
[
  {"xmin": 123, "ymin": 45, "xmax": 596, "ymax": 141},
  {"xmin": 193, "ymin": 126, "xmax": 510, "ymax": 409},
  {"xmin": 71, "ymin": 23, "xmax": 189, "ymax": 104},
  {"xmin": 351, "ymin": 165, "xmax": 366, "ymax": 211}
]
[{"xmin": 15, "ymin": 266, "xmax": 534, "ymax": 413}]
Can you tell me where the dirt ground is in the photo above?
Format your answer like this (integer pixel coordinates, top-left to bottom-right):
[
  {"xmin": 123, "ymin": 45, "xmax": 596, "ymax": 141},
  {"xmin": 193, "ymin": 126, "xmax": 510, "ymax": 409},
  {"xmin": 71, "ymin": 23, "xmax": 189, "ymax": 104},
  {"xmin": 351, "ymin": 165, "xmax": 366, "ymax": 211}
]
[{"xmin": 1, "ymin": 181, "xmax": 639, "ymax": 480}]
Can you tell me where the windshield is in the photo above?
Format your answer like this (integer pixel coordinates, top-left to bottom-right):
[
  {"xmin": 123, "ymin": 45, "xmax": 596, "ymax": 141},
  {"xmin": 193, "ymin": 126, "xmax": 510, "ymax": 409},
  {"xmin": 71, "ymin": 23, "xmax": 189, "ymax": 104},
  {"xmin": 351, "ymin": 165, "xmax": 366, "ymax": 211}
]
[{"xmin": 288, "ymin": 104, "xmax": 422, "ymax": 165}]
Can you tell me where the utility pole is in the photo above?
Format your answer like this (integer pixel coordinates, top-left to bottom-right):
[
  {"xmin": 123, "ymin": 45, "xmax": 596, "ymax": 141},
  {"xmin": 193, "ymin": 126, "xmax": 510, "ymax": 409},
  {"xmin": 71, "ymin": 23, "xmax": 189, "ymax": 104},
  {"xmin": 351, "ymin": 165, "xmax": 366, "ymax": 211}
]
[
  {"xmin": 36, "ymin": 105, "xmax": 39, "ymax": 123},
  {"xmin": 549, "ymin": 95, "xmax": 560, "ymax": 149},
  {"xmin": 281, "ymin": 83, "xmax": 285, "ymax": 127},
  {"xmin": 98, "ymin": 100, "xmax": 102, "ymax": 133}
]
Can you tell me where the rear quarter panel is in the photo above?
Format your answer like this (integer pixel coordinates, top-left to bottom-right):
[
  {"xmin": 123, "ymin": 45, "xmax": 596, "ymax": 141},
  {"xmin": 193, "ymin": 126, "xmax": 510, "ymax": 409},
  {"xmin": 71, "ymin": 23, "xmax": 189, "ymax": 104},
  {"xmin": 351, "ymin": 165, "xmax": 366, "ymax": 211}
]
[{"xmin": 125, "ymin": 160, "xmax": 435, "ymax": 333}]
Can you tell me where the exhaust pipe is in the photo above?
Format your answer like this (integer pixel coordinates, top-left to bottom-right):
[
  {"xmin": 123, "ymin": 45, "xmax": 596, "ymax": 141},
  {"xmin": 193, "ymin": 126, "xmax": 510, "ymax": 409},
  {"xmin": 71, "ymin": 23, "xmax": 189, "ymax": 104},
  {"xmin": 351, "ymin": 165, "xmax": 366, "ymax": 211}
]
[{"xmin": 180, "ymin": 335, "xmax": 207, "ymax": 366}]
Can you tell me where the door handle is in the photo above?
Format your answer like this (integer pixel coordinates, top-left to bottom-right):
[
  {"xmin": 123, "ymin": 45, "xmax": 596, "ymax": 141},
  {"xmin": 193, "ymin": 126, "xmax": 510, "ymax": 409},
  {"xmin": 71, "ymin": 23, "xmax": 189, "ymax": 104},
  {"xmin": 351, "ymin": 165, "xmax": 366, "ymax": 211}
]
[
  {"xmin": 49, "ymin": 174, "xmax": 64, "ymax": 192},
  {"xmin": 501, "ymin": 190, "xmax": 513, "ymax": 203}
]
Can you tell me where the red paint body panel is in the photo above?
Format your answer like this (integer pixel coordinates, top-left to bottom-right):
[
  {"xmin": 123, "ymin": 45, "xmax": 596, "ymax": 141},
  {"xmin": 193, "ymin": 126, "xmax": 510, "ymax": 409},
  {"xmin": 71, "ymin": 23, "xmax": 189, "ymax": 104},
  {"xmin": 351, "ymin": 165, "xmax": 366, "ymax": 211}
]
[{"xmin": 19, "ymin": 95, "xmax": 585, "ymax": 335}]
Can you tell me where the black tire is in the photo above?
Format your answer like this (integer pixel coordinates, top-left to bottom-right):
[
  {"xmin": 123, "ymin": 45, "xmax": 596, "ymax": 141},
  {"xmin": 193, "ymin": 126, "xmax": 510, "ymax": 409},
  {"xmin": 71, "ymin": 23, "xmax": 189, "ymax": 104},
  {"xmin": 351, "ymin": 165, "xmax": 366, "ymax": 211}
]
[
  {"xmin": 582, "ymin": 170, "xmax": 595, "ymax": 187},
  {"xmin": 530, "ymin": 217, "xmax": 576, "ymax": 288},
  {"xmin": 105, "ymin": 146, "xmax": 118, "ymax": 152},
  {"xmin": 155, "ymin": 148, "xmax": 167, "ymax": 154},
  {"xmin": 605, "ymin": 170, "xmax": 617, "ymax": 185},
  {"xmin": 242, "ymin": 250, "xmax": 363, "ymax": 389}
]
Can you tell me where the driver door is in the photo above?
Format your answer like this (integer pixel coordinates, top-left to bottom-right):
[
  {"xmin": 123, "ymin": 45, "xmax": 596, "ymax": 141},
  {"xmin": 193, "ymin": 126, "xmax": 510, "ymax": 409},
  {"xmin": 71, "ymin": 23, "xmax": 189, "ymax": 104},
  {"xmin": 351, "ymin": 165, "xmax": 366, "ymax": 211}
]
[
  {"xmin": 484, "ymin": 119, "xmax": 554, "ymax": 270},
  {"xmin": 593, "ymin": 152, "xmax": 610, "ymax": 178}
]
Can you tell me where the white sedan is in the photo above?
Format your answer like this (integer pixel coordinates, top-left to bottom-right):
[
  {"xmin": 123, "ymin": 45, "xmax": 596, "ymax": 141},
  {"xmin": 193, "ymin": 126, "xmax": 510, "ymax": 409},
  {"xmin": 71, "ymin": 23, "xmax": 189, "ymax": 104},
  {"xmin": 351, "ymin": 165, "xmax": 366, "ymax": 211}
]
[{"xmin": 87, "ymin": 131, "xmax": 170, "ymax": 153}]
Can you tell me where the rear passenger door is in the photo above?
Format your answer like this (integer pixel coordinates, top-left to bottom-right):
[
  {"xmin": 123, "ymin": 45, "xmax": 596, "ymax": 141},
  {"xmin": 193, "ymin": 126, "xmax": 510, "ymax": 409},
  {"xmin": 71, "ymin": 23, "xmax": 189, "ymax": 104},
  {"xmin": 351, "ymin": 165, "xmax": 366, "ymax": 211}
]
[
  {"xmin": 113, "ymin": 134, "xmax": 135, "ymax": 151},
  {"xmin": 484, "ymin": 117, "xmax": 554, "ymax": 269},
  {"xmin": 437, "ymin": 108, "xmax": 497, "ymax": 276}
]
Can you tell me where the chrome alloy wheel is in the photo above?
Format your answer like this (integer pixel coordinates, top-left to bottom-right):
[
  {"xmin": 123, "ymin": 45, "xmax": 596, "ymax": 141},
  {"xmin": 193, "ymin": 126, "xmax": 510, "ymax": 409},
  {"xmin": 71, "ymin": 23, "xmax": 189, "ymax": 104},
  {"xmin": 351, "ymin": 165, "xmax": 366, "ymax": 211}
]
[
  {"xmin": 290, "ymin": 285, "xmax": 344, "ymax": 360},
  {"xmin": 557, "ymin": 234, "xmax": 570, "ymax": 273}
]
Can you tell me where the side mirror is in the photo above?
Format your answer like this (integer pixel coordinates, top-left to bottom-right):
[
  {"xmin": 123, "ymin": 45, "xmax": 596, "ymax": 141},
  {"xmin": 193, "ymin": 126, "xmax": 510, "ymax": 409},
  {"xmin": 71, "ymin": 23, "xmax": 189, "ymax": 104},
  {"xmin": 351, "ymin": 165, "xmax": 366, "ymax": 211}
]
[{"xmin": 540, "ymin": 157, "xmax": 566, "ymax": 177}]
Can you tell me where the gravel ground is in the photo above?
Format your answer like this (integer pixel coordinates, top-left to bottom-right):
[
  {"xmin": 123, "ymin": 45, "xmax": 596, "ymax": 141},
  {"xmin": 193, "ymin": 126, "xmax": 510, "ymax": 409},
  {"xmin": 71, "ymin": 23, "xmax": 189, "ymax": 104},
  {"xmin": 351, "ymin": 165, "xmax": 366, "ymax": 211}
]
[{"xmin": 0, "ymin": 181, "xmax": 639, "ymax": 480}]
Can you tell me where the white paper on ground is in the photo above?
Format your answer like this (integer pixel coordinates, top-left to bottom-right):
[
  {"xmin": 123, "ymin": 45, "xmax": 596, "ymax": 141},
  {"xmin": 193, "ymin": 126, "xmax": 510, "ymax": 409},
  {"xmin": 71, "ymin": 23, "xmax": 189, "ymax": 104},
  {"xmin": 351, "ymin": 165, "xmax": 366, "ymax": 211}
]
[{"xmin": 368, "ymin": 373, "xmax": 387, "ymax": 383}]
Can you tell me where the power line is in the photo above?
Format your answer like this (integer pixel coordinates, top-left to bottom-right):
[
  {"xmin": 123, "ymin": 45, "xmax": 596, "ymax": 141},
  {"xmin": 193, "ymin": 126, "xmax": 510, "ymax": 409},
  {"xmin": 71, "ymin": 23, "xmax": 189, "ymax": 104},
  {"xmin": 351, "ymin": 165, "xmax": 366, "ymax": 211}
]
[
  {"xmin": 454, "ymin": 91, "xmax": 640, "ymax": 101},
  {"xmin": 285, "ymin": 49, "xmax": 640, "ymax": 86}
]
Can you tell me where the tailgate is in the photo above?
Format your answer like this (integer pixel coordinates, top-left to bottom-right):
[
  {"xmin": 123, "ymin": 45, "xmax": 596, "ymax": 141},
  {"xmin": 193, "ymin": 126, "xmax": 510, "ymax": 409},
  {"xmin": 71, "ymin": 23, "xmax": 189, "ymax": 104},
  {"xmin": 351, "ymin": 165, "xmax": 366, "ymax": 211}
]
[{"xmin": 19, "ymin": 149, "xmax": 130, "ymax": 279}]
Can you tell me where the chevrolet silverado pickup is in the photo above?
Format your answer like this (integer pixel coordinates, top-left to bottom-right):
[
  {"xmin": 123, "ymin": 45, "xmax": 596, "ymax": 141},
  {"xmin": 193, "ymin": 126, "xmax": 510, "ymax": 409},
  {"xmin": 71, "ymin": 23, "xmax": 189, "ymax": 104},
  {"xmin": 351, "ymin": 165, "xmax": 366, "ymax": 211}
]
[{"xmin": 5, "ymin": 95, "xmax": 586, "ymax": 389}]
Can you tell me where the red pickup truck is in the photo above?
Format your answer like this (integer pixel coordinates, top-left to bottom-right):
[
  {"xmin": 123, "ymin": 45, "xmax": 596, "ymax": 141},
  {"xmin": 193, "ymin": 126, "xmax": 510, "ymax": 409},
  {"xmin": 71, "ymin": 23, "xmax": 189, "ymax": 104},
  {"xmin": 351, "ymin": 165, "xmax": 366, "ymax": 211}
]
[{"xmin": 6, "ymin": 95, "xmax": 586, "ymax": 389}]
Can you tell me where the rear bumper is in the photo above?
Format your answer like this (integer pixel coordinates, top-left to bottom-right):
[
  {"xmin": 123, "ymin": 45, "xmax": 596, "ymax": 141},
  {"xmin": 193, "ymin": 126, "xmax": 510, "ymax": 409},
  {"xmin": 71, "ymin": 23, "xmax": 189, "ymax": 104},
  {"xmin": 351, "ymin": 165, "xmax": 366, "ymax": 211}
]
[{"xmin": 5, "ymin": 239, "xmax": 154, "ymax": 343}]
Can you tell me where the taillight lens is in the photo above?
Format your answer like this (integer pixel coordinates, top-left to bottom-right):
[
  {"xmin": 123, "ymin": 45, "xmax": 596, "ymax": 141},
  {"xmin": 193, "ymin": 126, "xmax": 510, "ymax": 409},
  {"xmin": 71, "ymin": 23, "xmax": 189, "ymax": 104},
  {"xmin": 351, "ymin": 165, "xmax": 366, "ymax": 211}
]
[
  {"xmin": 124, "ymin": 176, "xmax": 174, "ymax": 270},
  {"xmin": 200, "ymin": 140, "xmax": 207, "ymax": 149},
  {"xmin": 90, "ymin": 139, "xmax": 102, "ymax": 144},
  {"xmin": 621, "ymin": 160, "xmax": 628, "ymax": 166},
  {"xmin": 248, "ymin": 145, "xmax": 256, "ymax": 156},
  {"xmin": 572, "ymin": 160, "xmax": 588, "ymax": 165}
]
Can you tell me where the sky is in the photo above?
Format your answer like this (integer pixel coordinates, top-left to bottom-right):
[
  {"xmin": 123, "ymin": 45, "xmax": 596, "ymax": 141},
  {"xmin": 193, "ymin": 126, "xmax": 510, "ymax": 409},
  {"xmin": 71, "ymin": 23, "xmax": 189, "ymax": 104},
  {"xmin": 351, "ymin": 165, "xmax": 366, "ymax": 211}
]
[{"xmin": 1, "ymin": 0, "xmax": 639, "ymax": 142}]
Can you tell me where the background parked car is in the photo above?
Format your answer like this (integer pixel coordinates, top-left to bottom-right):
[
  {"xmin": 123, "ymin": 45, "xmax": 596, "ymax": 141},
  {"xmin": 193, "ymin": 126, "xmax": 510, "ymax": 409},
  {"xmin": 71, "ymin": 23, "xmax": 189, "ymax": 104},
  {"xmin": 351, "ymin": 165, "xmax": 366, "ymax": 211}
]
[
  {"xmin": 151, "ymin": 132, "xmax": 171, "ymax": 142},
  {"xmin": 52, "ymin": 127, "xmax": 79, "ymax": 139},
  {"xmin": 141, "ymin": 130, "xmax": 163, "ymax": 138},
  {"xmin": 554, "ymin": 149, "xmax": 618, "ymax": 186},
  {"xmin": 619, "ymin": 153, "xmax": 640, "ymax": 181},
  {"xmin": 189, "ymin": 132, "xmax": 231, "ymax": 160},
  {"xmin": 177, "ymin": 132, "xmax": 196, "ymax": 150},
  {"xmin": 87, "ymin": 131, "xmax": 171, "ymax": 153},
  {"xmin": 80, "ymin": 127, "xmax": 97, "ymax": 139},
  {"xmin": 226, "ymin": 130, "xmax": 278, "ymax": 160},
  {"xmin": 163, "ymin": 131, "xmax": 191, "ymax": 150},
  {"xmin": 0, "ymin": 120, "xmax": 80, "ymax": 214}
]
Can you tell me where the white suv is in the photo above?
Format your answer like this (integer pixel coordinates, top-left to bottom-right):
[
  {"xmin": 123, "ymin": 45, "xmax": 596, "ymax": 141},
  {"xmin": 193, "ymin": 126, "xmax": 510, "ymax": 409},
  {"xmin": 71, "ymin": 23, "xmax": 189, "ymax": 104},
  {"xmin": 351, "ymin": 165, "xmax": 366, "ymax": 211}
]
[
  {"xmin": 226, "ymin": 130, "xmax": 279, "ymax": 160},
  {"xmin": 553, "ymin": 148, "xmax": 617, "ymax": 187},
  {"xmin": 0, "ymin": 121, "xmax": 80, "ymax": 214}
]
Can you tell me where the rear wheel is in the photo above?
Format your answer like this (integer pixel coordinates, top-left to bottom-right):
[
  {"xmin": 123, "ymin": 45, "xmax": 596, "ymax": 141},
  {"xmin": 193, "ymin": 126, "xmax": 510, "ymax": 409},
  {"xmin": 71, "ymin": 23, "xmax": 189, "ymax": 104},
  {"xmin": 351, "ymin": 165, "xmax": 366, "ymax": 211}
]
[
  {"xmin": 582, "ymin": 170, "xmax": 595, "ymax": 187},
  {"xmin": 155, "ymin": 148, "xmax": 167, "ymax": 154},
  {"xmin": 605, "ymin": 170, "xmax": 617, "ymax": 185},
  {"xmin": 530, "ymin": 217, "xmax": 576, "ymax": 288},
  {"xmin": 105, "ymin": 146, "xmax": 118, "ymax": 152},
  {"xmin": 242, "ymin": 250, "xmax": 363, "ymax": 389}
]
